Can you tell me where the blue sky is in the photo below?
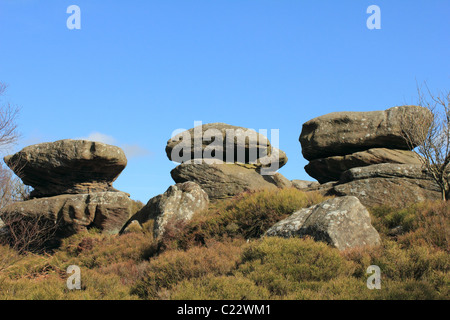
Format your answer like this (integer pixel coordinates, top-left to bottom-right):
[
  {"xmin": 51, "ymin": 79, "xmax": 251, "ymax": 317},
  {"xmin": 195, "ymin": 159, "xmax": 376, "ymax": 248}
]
[{"xmin": 0, "ymin": 0, "xmax": 449, "ymax": 202}]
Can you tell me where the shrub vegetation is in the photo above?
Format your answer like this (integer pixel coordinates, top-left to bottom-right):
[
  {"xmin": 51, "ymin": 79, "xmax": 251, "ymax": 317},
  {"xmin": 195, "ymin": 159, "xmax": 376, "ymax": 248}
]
[{"xmin": 0, "ymin": 188, "xmax": 448, "ymax": 300}]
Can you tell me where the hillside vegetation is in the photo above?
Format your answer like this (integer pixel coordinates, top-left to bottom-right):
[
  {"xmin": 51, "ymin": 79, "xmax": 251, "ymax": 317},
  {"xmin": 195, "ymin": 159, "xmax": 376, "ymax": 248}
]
[{"xmin": 0, "ymin": 188, "xmax": 448, "ymax": 300}]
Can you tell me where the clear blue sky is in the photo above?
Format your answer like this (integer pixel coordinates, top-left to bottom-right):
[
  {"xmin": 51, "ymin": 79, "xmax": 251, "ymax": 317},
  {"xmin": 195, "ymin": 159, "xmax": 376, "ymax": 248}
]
[{"xmin": 1, "ymin": 0, "xmax": 449, "ymax": 202}]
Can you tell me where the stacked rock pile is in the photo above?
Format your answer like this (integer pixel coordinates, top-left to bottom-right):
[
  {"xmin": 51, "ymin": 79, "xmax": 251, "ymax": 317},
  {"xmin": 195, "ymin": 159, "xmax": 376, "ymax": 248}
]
[
  {"xmin": 1, "ymin": 139, "xmax": 133, "ymax": 236},
  {"xmin": 299, "ymin": 106, "xmax": 427, "ymax": 183},
  {"xmin": 121, "ymin": 122, "xmax": 292, "ymax": 237},
  {"xmin": 299, "ymin": 106, "xmax": 442, "ymax": 207}
]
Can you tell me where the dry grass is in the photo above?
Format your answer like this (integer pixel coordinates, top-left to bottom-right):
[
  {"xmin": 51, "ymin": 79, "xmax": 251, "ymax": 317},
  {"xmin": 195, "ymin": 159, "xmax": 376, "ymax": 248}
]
[{"xmin": 0, "ymin": 189, "xmax": 448, "ymax": 300}]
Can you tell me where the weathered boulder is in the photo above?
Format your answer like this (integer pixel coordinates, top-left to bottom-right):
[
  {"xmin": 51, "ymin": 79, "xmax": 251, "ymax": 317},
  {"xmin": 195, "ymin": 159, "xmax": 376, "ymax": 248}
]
[
  {"xmin": 331, "ymin": 164, "xmax": 441, "ymax": 207},
  {"xmin": 123, "ymin": 182, "xmax": 209, "ymax": 238},
  {"xmin": 265, "ymin": 196, "xmax": 381, "ymax": 250},
  {"xmin": 333, "ymin": 178, "xmax": 440, "ymax": 208},
  {"xmin": 265, "ymin": 172, "xmax": 293, "ymax": 189},
  {"xmin": 256, "ymin": 147, "xmax": 288, "ymax": 170},
  {"xmin": 0, "ymin": 192, "xmax": 133, "ymax": 236},
  {"xmin": 305, "ymin": 148, "xmax": 421, "ymax": 183},
  {"xmin": 166, "ymin": 123, "xmax": 287, "ymax": 169},
  {"xmin": 170, "ymin": 162, "xmax": 280, "ymax": 200},
  {"xmin": 4, "ymin": 139, "xmax": 127, "ymax": 198},
  {"xmin": 291, "ymin": 180, "xmax": 320, "ymax": 190},
  {"xmin": 339, "ymin": 163, "xmax": 430, "ymax": 182},
  {"xmin": 299, "ymin": 106, "xmax": 432, "ymax": 161},
  {"xmin": 304, "ymin": 181, "xmax": 338, "ymax": 195}
]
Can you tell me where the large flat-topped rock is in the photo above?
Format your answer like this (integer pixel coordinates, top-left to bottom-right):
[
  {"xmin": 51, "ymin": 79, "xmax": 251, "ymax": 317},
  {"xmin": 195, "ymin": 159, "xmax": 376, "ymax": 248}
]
[
  {"xmin": 4, "ymin": 139, "xmax": 127, "ymax": 198},
  {"xmin": 166, "ymin": 122, "xmax": 286, "ymax": 169},
  {"xmin": 299, "ymin": 106, "xmax": 431, "ymax": 161}
]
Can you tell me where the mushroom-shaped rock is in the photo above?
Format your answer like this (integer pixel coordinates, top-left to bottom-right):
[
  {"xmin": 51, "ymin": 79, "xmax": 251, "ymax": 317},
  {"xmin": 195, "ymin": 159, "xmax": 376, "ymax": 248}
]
[
  {"xmin": 166, "ymin": 122, "xmax": 287, "ymax": 169},
  {"xmin": 4, "ymin": 139, "xmax": 127, "ymax": 198}
]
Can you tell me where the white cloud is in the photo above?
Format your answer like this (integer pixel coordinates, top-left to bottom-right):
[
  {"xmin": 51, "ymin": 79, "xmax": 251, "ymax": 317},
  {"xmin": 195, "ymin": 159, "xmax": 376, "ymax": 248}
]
[
  {"xmin": 80, "ymin": 132, "xmax": 117, "ymax": 145},
  {"xmin": 121, "ymin": 144, "xmax": 151, "ymax": 158},
  {"xmin": 77, "ymin": 132, "xmax": 150, "ymax": 159}
]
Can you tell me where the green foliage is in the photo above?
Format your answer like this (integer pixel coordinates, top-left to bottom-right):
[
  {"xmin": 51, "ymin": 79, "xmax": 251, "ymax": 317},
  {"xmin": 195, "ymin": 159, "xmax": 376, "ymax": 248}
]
[
  {"xmin": 236, "ymin": 237, "xmax": 355, "ymax": 297},
  {"xmin": 370, "ymin": 200, "xmax": 449, "ymax": 251},
  {"xmin": 52, "ymin": 229, "xmax": 154, "ymax": 270},
  {"xmin": 130, "ymin": 199, "xmax": 145, "ymax": 215},
  {"xmin": 0, "ymin": 192, "xmax": 448, "ymax": 300},
  {"xmin": 170, "ymin": 275, "xmax": 270, "ymax": 300},
  {"xmin": 344, "ymin": 240, "xmax": 449, "ymax": 281},
  {"xmin": 132, "ymin": 239, "xmax": 245, "ymax": 299},
  {"xmin": 162, "ymin": 188, "xmax": 327, "ymax": 250},
  {"xmin": 0, "ymin": 270, "xmax": 138, "ymax": 300}
]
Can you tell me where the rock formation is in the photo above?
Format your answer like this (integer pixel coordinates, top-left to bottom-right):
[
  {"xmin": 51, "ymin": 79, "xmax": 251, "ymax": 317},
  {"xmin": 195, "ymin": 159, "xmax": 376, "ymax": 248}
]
[
  {"xmin": 2, "ymin": 192, "xmax": 132, "ymax": 236},
  {"xmin": 300, "ymin": 106, "xmax": 431, "ymax": 160},
  {"xmin": 299, "ymin": 106, "xmax": 431, "ymax": 183},
  {"xmin": 122, "ymin": 181, "xmax": 209, "ymax": 238},
  {"xmin": 4, "ymin": 139, "xmax": 127, "ymax": 198},
  {"xmin": 1, "ymin": 139, "xmax": 132, "ymax": 237},
  {"xmin": 166, "ymin": 122, "xmax": 287, "ymax": 168},
  {"xmin": 304, "ymin": 148, "xmax": 422, "ymax": 183},
  {"xmin": 170, "ymin": 162, "xmax": 282, "ymax": 200},
  {"xmin": 291, "ymin": 179, "xmax": 320, "ymax": 190},
  {"xmin": 299, "ymin": 106, "xmax": 442, "ymax": 207},
  {"xmin": 121, "ymin": 123, "xmax": 293, "ymax": 238},
  {"xmin": 265, "ymin": 196, "xmax": 381, "ymax": 250},
  {"xmin": 332, "ymin": 164, "xmax": 441, "ymax": 207},
  {"xmin": 168, "ymin": 122, "xmax": 290, "ymax": 200}
]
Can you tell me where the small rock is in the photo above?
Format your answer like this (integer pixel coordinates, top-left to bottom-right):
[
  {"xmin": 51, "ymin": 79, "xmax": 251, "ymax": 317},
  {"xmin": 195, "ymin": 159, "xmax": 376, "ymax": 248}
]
[{"xmin": 291, "ymin": 180, "xmax": 320, "ymax": 190}]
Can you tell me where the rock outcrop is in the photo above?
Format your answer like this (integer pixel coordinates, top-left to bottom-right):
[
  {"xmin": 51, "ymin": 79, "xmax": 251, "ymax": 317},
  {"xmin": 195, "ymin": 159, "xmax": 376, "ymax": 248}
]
[
  {"xmin": 300, "ymin": 106, "xmax": 431, "ymax": 161},
  {"xmin": 331, "ymin": 164, "xmax": 441, "ymax": 207},
  {"xmin": 168, "ymin": 123, "xmax": 290, "ymax": 200},
  {"xmin": 265, "ymin": 196, "xmax": 381, "ymax": 250},
  {"xmin": 305, "ymin": 148, "xmax": 421, "ymax": 183},
  {"xmin": 298, "ymin": 106, "xmax": 442, "ymax": 207},
  {"xmin": 291, "ymin": 180, "xmax": 320, "ymax": 190},
  {"xmin": 4, "ymin": 139, "xmax": 127, "ymax": 198},
  {"xmin": 122, "ymin": 181, "xmax": 209, "ymax": 238},
  {"xmin": 1, "ymin": 192, "xmax": 132, "ymax": 236},
  {"xmin": 1, "ymin": 140, "xmax": 132, "ymax": 237},
  {"xmin": 299, "ymin": 106, "xmax": 431, "ymax": 183},
  {"xmin": 166, "ymin": 122, "xmax": 287, "ymax": 168},
  {"xmin": 171, "ymin": 162, "xmax": 279, "ymax": 200}
]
